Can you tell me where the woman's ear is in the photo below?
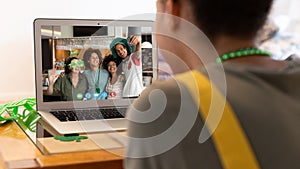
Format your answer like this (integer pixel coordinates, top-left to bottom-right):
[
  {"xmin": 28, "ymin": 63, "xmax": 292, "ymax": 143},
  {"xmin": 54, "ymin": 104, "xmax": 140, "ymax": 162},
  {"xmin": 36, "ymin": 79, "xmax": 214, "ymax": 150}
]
[
  {"xmin": 171, "ymin": 0, "xmax": 181, "ymax": 17},
  {"xmin": 165, "ymin": 0, "xmax": 181, "ymax": 30},
  {"xmin": 164, "ymin": 0, "xmax": 180, "ymax": 16}
]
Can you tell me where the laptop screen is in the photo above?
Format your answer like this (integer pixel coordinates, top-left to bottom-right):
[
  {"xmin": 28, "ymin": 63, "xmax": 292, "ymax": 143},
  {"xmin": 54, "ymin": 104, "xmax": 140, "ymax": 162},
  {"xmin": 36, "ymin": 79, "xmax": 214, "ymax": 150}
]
[{"xmin": 34, "ymin": 18, "xmax": 157, "ymax": 110}]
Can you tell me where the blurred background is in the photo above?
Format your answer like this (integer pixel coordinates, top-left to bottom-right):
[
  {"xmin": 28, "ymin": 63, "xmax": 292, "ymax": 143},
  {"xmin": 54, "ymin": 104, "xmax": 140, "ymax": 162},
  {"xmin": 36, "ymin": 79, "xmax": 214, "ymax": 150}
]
[{"xmin": 0, "ymin": 0, "xmax": 299, "ymax": 101}]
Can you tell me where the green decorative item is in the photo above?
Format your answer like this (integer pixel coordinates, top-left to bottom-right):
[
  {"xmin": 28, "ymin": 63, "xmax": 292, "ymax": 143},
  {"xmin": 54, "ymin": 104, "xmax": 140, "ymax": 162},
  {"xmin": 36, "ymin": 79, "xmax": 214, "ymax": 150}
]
[
  {"xmin": 95, "ymin": 87, "xmax": 101, "ymax": 94},
  {"xmin": 69, "ymin": 50, "xmax": 79, "ymax": 56},
  {"xmin": 76, "ymin": 93, "xmax": 84, "ymax": 100},
  {"xmin": 0, "ymin": 98, "xmax": 40, "ymax": 132},
  {"xmin": 216, "ymin": 48, "xmax": 272, "ymax": 63},
  {"xmin": 54, "ymin": 135, "xmax": 88, "ymax": 142},
  {"xmin": 68, "ymin": 59, "xmax": 84, "ymax": 69}
]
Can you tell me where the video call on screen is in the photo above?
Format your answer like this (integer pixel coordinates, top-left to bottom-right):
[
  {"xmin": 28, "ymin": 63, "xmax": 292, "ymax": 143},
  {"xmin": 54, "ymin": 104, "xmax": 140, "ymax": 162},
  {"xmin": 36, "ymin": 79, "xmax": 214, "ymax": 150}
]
[{"xmin": 40, "ymin": 24, "xmax": 155, "ymax": 102}]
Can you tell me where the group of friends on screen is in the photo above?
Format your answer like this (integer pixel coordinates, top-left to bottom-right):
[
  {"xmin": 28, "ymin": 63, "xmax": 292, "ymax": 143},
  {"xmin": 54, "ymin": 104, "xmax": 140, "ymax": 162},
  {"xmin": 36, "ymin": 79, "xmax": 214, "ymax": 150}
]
[{"xmin": 47, "ymin": 35, "xmax": 144, "ymax": 101}]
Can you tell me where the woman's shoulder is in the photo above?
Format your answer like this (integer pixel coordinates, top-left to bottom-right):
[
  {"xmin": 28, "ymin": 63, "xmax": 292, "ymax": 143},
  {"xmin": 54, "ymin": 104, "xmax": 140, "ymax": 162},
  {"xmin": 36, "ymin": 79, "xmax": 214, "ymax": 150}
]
[
  {"xmin": 83, "ymin": 69, "xmax": 91, "ymax": 75},
  {"xmin": 100, "ymin": 68, "xmax": 109, "ymax": 75},
  {"xmin": 79, "ymin": 72, "xmax": 88, "ymax": 80}
]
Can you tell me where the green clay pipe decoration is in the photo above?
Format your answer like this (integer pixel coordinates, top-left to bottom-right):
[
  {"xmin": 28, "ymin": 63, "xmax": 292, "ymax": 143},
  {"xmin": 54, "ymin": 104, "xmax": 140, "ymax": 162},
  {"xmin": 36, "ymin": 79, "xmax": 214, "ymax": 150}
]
[{"xmin": 54, "ymin": 135, "xmax": 88, "ymax": 142}]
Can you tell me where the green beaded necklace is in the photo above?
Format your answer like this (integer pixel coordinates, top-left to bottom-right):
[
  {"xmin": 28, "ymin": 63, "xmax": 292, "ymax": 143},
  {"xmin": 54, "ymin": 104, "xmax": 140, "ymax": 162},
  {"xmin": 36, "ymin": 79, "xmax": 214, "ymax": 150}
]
[{"xmin": 216, "ymin": 48, "xmax": 272, "ymax": 63}]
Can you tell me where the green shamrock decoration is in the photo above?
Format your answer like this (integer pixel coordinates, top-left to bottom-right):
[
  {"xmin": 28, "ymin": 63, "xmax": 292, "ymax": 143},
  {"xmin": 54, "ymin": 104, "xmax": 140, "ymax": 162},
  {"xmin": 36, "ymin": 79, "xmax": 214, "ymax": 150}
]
[{"xmin": 68, "ymin": 59, "xmax": 84, "ymax": 69}]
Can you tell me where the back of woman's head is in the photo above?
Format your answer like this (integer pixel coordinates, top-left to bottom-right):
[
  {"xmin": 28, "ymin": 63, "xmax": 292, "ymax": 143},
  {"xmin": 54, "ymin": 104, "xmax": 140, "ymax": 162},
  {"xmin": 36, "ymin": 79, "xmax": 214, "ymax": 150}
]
[{"xmin": 187, "ymin": 0, "xmax": 274, "ymax": 40}]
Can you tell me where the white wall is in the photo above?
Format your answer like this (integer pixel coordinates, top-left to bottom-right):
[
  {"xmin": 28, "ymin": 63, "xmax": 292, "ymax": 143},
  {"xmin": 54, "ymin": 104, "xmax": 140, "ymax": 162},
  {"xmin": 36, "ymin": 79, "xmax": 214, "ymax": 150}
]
[
  {"xmin": 272, "ymin": 0, "xmax": 300, "ymax": 19},
  {"xmin": 271, "ymin": 0, "xmax": 300, "ymax": 33},
  {"xmin": 0, "ymin": 0, "xmax": 156, "ymax": 101}
]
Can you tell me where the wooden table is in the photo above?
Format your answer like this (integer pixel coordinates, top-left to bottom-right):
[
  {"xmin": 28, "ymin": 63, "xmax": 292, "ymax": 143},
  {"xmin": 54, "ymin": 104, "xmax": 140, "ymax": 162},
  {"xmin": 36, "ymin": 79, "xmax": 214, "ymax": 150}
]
[{"xmin": 0, "ymin": 120, "xmax": 125, "ymax": 169}]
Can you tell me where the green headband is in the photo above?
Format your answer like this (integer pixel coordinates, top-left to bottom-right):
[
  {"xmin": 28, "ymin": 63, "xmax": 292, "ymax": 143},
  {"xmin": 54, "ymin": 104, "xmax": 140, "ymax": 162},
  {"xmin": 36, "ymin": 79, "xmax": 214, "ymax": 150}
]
[{"xmin": 68, "ymin": 59, "xmax": 84, "ymax": 69}]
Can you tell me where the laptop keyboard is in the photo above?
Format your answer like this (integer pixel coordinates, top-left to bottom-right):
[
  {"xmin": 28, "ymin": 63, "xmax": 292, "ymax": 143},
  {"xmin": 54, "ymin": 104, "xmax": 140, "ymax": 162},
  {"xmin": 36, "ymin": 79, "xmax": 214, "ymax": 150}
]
[{"xmin": 49, "ymin": 107, "xmax": 127, "ymax": 122}]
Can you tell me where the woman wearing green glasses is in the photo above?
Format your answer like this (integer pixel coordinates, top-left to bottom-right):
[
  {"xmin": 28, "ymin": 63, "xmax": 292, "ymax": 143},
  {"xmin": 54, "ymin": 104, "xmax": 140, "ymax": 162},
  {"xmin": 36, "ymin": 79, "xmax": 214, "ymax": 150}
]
[{"xmin": 47, "ymin": 57, "xmax": 88, "ymax": 101}]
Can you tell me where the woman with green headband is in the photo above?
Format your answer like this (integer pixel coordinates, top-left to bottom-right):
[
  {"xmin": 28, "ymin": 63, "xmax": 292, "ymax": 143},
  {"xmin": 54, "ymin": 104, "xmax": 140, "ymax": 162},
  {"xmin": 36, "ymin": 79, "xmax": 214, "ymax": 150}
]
[{"xmin": 47, "ymin": 57, "xmax": 88, "ymax": 101}]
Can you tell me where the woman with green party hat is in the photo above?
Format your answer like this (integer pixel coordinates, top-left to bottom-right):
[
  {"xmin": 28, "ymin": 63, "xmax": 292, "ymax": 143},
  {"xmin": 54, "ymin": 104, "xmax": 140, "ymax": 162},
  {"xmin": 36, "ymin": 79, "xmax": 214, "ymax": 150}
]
[{"xmin": 110, "ymin": 35, "xmax": 143, "ymax": 98}]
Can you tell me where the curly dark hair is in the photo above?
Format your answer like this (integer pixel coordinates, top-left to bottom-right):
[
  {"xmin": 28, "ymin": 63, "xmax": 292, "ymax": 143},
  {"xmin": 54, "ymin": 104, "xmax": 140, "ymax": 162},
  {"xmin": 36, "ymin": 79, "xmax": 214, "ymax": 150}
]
[
  {"xmin": 82, "ymin": 48, "xmax": 103, "ymax": 69},
  {"xmin": 102, "ymin": 54, "xmax": 123, "ymax": 77},
  {"xmin": 175, "ymin": 0, "xmax": 274, "ymax": 41}
]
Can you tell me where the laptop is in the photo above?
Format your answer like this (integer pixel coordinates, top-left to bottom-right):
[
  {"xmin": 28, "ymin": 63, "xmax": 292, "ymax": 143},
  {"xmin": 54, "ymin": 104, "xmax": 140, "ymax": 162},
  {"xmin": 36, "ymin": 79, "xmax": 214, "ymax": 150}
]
[{"xmin": 33, "ymin": 18, "xmax": 157, "ymax": 135}]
